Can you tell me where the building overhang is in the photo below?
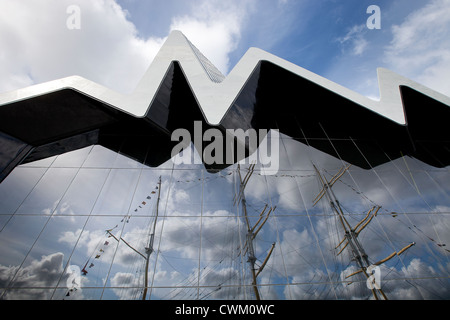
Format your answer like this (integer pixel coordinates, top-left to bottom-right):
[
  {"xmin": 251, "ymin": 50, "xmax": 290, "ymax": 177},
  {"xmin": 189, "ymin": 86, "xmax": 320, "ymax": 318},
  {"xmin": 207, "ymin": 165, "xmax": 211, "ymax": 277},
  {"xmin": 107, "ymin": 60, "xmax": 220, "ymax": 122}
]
[{"xmin": 0, "ymin": 31, "xmax": 449, "ymax": 182}]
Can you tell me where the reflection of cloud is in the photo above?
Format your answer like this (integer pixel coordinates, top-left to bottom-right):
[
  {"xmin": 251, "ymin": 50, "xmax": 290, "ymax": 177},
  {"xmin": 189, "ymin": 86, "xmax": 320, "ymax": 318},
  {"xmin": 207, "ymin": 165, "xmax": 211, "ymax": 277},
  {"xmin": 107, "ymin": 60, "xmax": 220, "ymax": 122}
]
[
  {"xmin": 158, "ymin": 210, "xmax": 242, "ymax": 261},
  {"xmin": 2, "ymin": 132, "xmax": 449, "ymax": 300},
  {"xmin": 287, "ymin": 269, "xmax": 331, "ymax": 300},
  {"xmin": 110, "ymin": 272, "xmax": 142, "ymax": 300},
  {"xmin": 0, "ymin": 252, "xmax": 77, "ymax": 300},
  {"xmin": 379, "ymin": 258, "xmax": 450, "ymax": 300},
  {"xmin": 174, "ymin": 189, "xmax": 190, "ymax": 203}
]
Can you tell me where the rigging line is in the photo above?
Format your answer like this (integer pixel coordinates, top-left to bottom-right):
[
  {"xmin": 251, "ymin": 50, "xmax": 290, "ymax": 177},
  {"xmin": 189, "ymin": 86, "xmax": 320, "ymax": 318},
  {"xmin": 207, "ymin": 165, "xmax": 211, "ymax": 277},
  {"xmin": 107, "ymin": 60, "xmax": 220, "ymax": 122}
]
[
  {"xmin": 316, "ymin": 130, "xmax": 369, "ymax": 235},
  {"xmin": 381, "ymin": 256, "xmax": 448, "ymax": 300},
  {"xmin": 233, "ymin": 167, "xmax": 247, "ymax": 300},
  {"xmin": 390, "ymin": 153, "xmax": 450, "ymax": 266},
  {"xmin": 336, "ymin": 179, "xmax": 382, "ymax": 212},
  {"xmin": 422, "ymin": 171, "xmax": 450, "ymax": 237},
  {"xmin": 234, "ymin": 165, "xmax": 247, "ymax": 298},
  {"xmin": 197, "ymin": 168, "xmax": 205, "ymax": 300},
  {"xmin": 149, "ymin": 163, "xmax": 175, "ymax": 300},
  {"xmin": 233, "ymin": 164, "xmax": 254, "ymax": 207},
  {"xmin": 162, "ymin": 268, "xmax": 200, "ymax": 300},
  {"xmin": 368, "ymin": 142, "xmax": 450, "ymax": 263},
  {"xmin": 260, "ymin": 131, "xmax": 292, "ymax": 300},
  {"xmin": 164, "ymin": 257, "xmax": 229, "ymax": 300},
  {"xmin": 52, "ymin": 146, "xmax": 106, "ymax": 300},
  {"xmin": 54, "ymin": 145, "xmax": 128, "ymax": 299},
  {"xmin": 8, "ymin": 273, "xmax": 449, "ymax": 294},
  {"xmin": 423, "ymin": 170, "xmax": 450, "ymax": 199},
  {"xmin": 323, "ymin": 202, "xmax": 344, "ymax": 275},
  {"xmin": 293, "ymin": 124, "xmax": 340, "ymax": 300},
  {"xmin": 142, "ymin": 176, "xmax": 162, "ymax": 300},
  {"xmin": 1, "ymin": 150, "xmax": 87, "ymax": 299},
  {"xmin": 237, "ymin": 164, "xmax": 260, "ymax": 300},
  {"xmin": 395, "ymin": 153, "xmax": 448, "ymax": 245},
  {"xmin": 100, "ymin": 164, "xmax": 146, "ymax": 300},
  {"xmin": 107, "ymin": 230, "xmax": 146, "ymax": 260},
  {"xmin": 318, "ymin": 171, "xmax": 385, "ymax": 297},
  {"xmin": 400, "ymin": 151, "xmax": 422, "ymax": 196},
  {"xmin": 7, "ymin": 211, "xmax": 417, "ymax": 218},
  {"xmin": 349, "ymin": 138, "xmax": 428, "ymax": 299},
  {"xmin": 317, "ymin": 166, "xmax": 385, "ymax": 299},
  {"xmin": 316, "ymin": 126, "xmax": 376, "ymax": 215}
]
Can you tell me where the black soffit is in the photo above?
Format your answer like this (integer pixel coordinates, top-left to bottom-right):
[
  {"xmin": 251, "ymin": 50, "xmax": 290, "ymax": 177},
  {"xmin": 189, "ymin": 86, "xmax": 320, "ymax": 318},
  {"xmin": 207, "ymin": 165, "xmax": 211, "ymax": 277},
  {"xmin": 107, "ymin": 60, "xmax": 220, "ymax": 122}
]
[{"xmin": 0, "ymin": 31, "xmax": 449, "ymax": 183}]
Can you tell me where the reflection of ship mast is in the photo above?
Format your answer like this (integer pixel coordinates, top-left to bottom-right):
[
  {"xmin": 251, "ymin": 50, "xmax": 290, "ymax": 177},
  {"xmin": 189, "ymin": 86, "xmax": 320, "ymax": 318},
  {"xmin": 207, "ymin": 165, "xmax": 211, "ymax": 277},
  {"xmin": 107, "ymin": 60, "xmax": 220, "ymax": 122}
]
[
  {"xmin": 142, "ymin": 176, "xmax": 161, "ymax": 300},
  {"xmin": 79, "ymin": 176, "xmax": 161, "ymax": 300},
  {"xmin": 313, "ymin": 164, "xmax": 415, "ymax": 300},
  {"xmin": 235, "ymin": 163, "xmax": 275, "ymax": 300}
]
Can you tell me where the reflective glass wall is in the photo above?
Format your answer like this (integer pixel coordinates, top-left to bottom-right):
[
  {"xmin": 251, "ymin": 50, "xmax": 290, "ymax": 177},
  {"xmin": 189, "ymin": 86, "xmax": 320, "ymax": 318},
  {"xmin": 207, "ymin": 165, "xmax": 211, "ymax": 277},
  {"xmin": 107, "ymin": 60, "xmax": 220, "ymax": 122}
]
[{"xmin": 0, "ymin": 132, "xmax": 449, "ymax": 300}]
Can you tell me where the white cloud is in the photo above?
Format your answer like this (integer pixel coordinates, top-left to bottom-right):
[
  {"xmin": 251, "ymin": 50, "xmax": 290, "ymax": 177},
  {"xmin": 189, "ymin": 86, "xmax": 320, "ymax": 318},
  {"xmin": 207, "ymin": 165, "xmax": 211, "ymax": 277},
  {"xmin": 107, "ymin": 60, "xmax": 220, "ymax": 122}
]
[
  {"xmin": 387, "ymin": 258, "xmax": 450, "ymax": 299},
  {"xmin": 329, "ymin": 1, "xmax": 450, "ymax": 99},
  {"xmin": 169, "ymin": 0, "xmax": 254, "ymax": 75},
  {"xmin": 0, "ymin": 0, "xmax": 256, "ymax": 95},
  {"xmin": 384, "ymin": 0, "xmax": 450, "ymax": 96},
  {"xmin": 0, "ymin": 0, "xmax": 165, "ymax": 94},
  {"xmin": 336, "ymin": 24, "xmax": 369, "ymax": 56},
  {"xmin": 0, "ymin": 252, "xmax": 75, "ymax": 299},
  {"xmin": 110, "ymin": 271, "xmax": 142, "ymax": 299}
]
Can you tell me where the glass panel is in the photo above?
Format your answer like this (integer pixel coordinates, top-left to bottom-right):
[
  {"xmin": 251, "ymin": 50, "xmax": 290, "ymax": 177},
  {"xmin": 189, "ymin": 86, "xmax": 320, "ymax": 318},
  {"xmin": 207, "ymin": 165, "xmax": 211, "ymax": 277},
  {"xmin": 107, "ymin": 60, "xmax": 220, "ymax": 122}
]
[
  {"xmin": 15, "ymin": 168, "xmax": 79, "ymax": 215},
  {"xmin": 0, "ymin": 129, "xmax": 449, "ymax": 300},
  {"xmin": 0, "ymin": 167, "xmax": 47, "ymax": 215},
  {"xmin": 51, "ymin": 146, "xmax": 92, "ymax": 168}
]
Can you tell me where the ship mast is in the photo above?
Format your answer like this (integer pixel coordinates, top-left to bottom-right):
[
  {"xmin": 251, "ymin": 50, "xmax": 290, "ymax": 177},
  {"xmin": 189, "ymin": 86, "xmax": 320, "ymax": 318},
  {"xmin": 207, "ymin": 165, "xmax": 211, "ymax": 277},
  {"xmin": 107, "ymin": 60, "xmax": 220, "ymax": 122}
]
[
  {"xmin": 235, "ymin": 164, "xmax": 275, "ymax": 300},
  {"xmin": 142, "ymin": 176, "xmax": 162, "ymax": 300},
  {"xmin": 313, "ymin": 164, "xmax": 414, "ymax": 300}
]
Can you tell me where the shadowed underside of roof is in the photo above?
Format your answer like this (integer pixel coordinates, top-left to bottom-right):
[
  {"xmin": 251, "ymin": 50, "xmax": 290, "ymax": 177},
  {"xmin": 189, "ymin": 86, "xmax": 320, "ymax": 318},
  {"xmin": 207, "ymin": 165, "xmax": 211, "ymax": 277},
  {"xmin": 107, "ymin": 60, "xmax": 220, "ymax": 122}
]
[{"xmin": 0, "ymin": 31, "xmax": 449, "ymax": 183}]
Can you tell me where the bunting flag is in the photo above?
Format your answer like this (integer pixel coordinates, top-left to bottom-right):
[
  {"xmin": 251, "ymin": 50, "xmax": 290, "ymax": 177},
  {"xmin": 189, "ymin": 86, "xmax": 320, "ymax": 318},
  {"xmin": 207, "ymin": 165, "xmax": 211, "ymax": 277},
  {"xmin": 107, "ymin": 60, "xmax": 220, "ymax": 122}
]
[
  {"xmin": 76, "ymin": 180, "xmax": 161, "ymax": 299},
  {"xmin": 129, "ymin": 183, "xmax": 159, "ymax": 215}
]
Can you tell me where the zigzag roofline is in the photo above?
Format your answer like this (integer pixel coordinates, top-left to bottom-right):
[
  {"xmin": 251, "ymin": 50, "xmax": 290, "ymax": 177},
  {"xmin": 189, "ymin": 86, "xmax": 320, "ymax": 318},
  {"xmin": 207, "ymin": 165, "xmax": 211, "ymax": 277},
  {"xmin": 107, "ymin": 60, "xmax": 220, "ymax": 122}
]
[
  {"xmin": 0, "ymin": 31, "xmax": 449, "ymax": 184},
  {"xmin": 1, "ymin": 30, "xmax": 449, "ymax": 126}
]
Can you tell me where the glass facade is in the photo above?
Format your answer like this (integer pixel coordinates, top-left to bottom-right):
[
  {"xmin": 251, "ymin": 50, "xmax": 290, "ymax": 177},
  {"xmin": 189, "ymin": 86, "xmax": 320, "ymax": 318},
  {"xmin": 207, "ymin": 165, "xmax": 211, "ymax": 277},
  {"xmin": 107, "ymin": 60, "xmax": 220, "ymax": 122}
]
[{"xmin": 0, "ymin": 131, "xmax": 449, "ymax": 300}]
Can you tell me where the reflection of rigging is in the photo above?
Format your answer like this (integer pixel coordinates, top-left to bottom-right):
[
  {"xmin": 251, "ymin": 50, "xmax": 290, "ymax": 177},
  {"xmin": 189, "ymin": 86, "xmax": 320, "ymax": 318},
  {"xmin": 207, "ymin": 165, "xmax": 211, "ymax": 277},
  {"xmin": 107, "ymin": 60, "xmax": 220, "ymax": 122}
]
[
  {"xmin": 142, "ymin": 176, "xmax": 161, "ymax": 300},
  {"xmin": 61, "ymin": 159, "xmax": 446, "ymax": 300},
  {"xmin": 71, "ymin": 176, "xmax": 162, "ymax": 300},
  {"xmin": 313, "ymin": 164, "xmax": 415, "ymax": 300},
  {"xmin": 235, "ymin": 163, "xmax": 275, "ymax": 300}
]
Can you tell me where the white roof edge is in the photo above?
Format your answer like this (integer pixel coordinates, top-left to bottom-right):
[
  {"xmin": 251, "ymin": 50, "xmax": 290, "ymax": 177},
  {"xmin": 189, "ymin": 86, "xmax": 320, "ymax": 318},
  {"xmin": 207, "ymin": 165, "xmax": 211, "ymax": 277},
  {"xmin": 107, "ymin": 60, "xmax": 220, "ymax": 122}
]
[{"xmin": 1, "ymin": 30, "xmax": 449, "ymax": 126}]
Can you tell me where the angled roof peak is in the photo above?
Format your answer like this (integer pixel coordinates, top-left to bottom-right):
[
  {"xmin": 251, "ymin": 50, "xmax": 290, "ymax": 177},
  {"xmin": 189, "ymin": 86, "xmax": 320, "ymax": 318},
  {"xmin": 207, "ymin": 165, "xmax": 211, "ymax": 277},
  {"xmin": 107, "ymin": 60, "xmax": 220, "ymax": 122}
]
[{"xmin": 1, "ymin": 30, "xmax": 449, "ymax": 126}]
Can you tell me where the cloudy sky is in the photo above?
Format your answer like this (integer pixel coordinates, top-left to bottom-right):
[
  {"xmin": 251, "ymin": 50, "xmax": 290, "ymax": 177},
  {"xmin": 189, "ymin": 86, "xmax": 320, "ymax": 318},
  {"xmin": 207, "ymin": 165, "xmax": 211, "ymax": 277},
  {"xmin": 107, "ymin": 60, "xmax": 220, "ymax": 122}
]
[
  {"xmin": 0, "ymin": 0, "xmax": 449, "ymax": 99},
  {"xmin": 0, "ymin": 0, "xmax": 450, "ymax": 301},
  {"xmin": 1, "ymin": 133, "xmax": 449, "ymax": 300}
]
